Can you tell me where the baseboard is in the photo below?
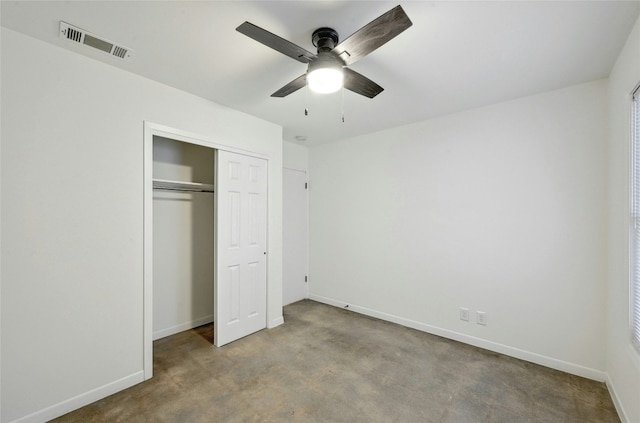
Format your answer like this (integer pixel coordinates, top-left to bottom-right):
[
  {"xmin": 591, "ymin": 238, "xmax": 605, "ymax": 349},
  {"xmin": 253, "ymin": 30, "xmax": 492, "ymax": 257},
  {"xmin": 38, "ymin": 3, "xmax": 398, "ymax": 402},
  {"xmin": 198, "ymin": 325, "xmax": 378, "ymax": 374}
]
[
  {"xmin": 308, "ymin": 293, "xmax": 606, "ymax": 382},
  {"xmin": 606, "ymin": 374, "xmax": 629, "ymax": 423},
  {"xmin": 10, "ymin": 371, "xmax": 144, "ymax": 423},
  {"xmin": 153, "ymin": 313, "xmax": 282, "ymax": 340},
  {"xmin": 269, "ymin": 315, "xmax": 285, "ymax": 328},
  {"xmin": 153, "ymin": 314, "xmax": 214, "ymax": 340}
]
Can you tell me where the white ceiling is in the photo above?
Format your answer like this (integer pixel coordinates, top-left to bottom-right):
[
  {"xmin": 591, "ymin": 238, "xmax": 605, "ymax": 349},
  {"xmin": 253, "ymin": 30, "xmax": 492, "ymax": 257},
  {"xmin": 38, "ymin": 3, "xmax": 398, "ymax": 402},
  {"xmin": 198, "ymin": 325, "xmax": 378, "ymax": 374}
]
[{"xmin": 2, "ymin": 1, "xmax": 639, "ymax": 145}]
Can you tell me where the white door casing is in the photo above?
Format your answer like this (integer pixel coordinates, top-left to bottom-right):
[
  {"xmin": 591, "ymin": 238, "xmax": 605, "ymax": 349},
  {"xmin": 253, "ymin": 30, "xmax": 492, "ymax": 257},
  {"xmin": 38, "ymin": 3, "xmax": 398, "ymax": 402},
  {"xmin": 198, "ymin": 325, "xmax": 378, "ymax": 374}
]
[
  {"xmin": 215, "ymin": 150, "xmax": 268, "ymax": 347},
  {"xmin": 283, "ymin": 168, "xmax": 308, "ymax": 305}
]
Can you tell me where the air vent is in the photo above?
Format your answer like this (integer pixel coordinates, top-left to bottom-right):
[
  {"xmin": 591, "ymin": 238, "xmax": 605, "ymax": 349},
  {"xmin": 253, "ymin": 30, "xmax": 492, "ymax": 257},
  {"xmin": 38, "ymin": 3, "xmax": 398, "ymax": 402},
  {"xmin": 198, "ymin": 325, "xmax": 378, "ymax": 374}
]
[{"xmin": 59, "ymin": 22, "xmax": 132, "ymax": 60}]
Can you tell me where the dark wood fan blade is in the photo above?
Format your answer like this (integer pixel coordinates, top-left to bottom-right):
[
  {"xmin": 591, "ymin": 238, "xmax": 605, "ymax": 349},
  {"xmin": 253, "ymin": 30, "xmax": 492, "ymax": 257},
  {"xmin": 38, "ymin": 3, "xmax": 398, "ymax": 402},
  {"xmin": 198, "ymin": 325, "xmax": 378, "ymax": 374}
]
[
  {"xmin": 333, "ymin": 5, "xmax": 412, "ymax": 66},
  {"xmin": 271, "ymin": 74, "xmax": 307, "ymax": 97},
  {"xmin": 236, "ymin": 22, "xmax": 316, "ymax": 64},
  {"xmin": 343, "ymin": 68, "xmax": 383, "ymax": 98}
]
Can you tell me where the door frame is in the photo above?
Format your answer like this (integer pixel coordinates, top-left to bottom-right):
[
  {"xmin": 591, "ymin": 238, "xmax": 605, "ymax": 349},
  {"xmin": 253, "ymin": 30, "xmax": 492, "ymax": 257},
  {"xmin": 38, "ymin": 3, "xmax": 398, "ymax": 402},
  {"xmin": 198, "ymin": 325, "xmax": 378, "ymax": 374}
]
[{"xmin": 143, "ymin": 121, "xmax": 270, "ymax": 379}]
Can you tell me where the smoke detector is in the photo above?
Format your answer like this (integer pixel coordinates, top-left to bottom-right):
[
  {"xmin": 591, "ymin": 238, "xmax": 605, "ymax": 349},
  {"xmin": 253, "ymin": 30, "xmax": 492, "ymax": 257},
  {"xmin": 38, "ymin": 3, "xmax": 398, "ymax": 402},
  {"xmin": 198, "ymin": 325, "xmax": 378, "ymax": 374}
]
[{"xmin": 59, "ymin": 22, "xmax": 132, "ymax": 60}]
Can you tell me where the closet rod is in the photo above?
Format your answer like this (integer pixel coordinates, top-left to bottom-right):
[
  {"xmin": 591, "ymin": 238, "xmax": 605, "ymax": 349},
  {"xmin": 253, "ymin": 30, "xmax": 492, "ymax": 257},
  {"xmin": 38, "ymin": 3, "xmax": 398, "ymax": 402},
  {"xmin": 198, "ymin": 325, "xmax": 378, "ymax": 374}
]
[{"xmin": 153, "ymin": 186, "xmax": 214, "ymax": 193}]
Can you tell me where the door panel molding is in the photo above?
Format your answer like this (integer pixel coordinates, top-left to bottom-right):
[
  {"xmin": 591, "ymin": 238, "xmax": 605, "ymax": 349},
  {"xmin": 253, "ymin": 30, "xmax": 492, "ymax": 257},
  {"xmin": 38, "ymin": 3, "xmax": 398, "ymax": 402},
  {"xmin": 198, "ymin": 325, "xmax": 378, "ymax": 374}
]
[{"xmin": 215, "ymin": 150, "xmax": 268, "ymax": 347}]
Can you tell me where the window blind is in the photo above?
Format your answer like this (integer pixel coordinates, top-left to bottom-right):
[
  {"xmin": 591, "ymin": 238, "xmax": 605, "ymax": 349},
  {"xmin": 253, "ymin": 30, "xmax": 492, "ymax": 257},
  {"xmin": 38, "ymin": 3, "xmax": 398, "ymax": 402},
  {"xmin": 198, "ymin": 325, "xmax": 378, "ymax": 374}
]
[{"xmin": 632, "ymin": 86, "xmax": 640, "ymax": 351}]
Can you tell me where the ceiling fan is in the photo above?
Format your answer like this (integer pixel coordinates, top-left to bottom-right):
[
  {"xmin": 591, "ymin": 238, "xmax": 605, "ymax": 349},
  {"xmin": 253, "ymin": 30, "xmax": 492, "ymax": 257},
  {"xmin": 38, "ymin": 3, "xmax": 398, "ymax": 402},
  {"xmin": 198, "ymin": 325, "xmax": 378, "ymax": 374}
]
[{"xmin": 236, "ymin": 5, "xmax": 412, "ymax": 99}]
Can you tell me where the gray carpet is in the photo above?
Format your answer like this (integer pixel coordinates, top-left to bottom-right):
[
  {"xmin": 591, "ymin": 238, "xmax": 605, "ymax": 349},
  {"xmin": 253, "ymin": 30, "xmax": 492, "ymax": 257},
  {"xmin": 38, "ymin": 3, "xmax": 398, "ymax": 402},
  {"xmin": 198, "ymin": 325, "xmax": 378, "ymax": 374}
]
[{"xmin": 51, "ymin": 300, "xmax": 619, "ymax": 422}]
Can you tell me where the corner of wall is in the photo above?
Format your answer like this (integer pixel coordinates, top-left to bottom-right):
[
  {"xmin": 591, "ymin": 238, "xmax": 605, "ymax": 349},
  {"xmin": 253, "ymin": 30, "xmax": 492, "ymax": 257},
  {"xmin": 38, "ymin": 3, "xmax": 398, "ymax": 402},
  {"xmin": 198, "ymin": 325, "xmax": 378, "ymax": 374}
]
[{"xmin": 605, "ymin": 12, "xmax": 640, "ymax": 423}]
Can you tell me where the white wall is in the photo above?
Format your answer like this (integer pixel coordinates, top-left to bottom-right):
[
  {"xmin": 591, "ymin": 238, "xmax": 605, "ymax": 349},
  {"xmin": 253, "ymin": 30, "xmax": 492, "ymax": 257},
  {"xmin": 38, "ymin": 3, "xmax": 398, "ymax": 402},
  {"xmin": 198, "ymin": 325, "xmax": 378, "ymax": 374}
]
[
  {"xmin": 0, "ymin": 28, "xmax": 283, "ymax": 423},
  {"xmin": 153, "ymin": 137, "xmax": 214, "ymax": 340},
  {"xmin": 283, "ymin": 141, "xmax": 309, "ymax": 172},
  {"xmin": 309, "ymin": 79, "xmax": 609, "ymax": 379},
  {"xmin": 606, "ymin": 14, "xmax": 640, "ymax": 423}
]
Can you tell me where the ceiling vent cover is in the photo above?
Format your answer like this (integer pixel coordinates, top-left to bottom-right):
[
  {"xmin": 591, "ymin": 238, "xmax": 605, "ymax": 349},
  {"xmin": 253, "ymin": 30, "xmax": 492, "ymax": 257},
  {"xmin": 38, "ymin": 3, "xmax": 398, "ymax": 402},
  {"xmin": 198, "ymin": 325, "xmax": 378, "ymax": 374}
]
[{"xmin": 59, "ymin": 22, "xmax": 132, "ymax": 60}]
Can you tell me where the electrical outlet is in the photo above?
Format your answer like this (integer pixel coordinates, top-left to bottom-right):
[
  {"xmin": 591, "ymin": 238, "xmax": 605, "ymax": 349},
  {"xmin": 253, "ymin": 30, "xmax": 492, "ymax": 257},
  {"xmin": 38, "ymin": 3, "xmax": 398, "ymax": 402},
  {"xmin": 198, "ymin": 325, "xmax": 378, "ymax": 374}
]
[
  {"xmin": 476, "ymin": 311, "xmax": 486, "ymax": 325},
  {"xmin": 460, "ymin": 307, "xmax": 469, "ymax": 322}
]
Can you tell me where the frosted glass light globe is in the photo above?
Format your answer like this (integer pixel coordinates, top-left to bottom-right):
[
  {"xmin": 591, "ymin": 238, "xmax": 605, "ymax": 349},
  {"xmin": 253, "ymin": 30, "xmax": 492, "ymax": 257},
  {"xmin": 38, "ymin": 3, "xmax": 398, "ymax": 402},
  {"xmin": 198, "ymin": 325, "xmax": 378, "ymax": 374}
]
[{"xmin": 307, "ymin": 67, "xmax": 344, "ymax": 94}]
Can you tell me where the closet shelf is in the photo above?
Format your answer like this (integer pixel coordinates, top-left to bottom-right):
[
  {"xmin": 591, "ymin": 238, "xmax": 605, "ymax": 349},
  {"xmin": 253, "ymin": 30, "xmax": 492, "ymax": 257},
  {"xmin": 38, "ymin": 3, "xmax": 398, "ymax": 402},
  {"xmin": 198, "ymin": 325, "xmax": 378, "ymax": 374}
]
[{"xmin": 153, "ymin": 178, "xmax": 215, "ymax": 193}]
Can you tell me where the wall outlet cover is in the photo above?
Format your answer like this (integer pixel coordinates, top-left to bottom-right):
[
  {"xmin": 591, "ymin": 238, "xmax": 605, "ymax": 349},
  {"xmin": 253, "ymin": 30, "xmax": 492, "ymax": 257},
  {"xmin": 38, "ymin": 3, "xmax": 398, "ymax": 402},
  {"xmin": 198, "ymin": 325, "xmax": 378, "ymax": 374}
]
[
  {"xmin": 476, "ymin": 311, "xmax": 487, "ymax": 325},
  {"xmin": 460, "ymin": 307, "xmax": 469, "ymax": 321}
]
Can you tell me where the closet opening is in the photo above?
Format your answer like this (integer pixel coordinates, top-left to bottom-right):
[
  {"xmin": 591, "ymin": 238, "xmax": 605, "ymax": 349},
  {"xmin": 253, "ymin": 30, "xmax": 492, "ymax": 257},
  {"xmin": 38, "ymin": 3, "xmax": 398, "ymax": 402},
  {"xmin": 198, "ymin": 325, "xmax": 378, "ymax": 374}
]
[
  {"xmin": 152, "ymin": 136, "xmax": 216, "ymax": 345},
  {"xmin": 143, "ymin": 122, "xmax": 270, "ymax": 379}
]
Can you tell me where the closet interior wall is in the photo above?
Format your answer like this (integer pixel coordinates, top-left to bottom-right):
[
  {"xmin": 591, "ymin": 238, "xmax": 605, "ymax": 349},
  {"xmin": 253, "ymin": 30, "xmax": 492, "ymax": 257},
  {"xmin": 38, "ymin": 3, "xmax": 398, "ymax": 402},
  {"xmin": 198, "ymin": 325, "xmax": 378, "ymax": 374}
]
[{"xmin": 152, "ymin": 136, "xmax": 215, "ymax": 340}]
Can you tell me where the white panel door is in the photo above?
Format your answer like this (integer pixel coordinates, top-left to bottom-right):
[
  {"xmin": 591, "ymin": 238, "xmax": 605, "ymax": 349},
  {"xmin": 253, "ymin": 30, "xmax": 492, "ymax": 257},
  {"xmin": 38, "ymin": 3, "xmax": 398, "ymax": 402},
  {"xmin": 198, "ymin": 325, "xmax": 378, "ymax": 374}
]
[
  {"xmin": 283, "ymin": 168, "xmax": 308, "ymax": 305},
  {"xmin": 215, "ymin": 150, "xmax": 267, "ymax": 347}
]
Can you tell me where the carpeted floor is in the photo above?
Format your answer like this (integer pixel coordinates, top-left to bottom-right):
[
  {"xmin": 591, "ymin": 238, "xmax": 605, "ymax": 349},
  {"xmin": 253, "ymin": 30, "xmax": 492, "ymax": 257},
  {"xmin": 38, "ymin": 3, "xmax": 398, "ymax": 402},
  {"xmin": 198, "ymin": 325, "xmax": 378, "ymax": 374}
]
[{"xmin": 51, "ymin": 300, "xmax": 619, "ymax": 422}]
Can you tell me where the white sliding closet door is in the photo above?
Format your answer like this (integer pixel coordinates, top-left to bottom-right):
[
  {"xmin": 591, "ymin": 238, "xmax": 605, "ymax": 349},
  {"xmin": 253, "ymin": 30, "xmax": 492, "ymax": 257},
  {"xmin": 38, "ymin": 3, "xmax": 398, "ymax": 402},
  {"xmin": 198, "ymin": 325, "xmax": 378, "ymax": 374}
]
[{"xmin": 215, "ymin": 150, "xmax": 268, "ymax": 347}]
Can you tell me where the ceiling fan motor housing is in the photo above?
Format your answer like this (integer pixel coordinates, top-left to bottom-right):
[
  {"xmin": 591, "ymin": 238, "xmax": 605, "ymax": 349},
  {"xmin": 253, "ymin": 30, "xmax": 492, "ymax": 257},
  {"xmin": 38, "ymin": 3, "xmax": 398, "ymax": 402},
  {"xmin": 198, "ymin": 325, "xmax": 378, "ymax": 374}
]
[
  {"xmin": 310, "ymin": 27, "xmax": 345, "ymax": 72},
  {"xmin": 308, "ymin": 50, "xmax": 344, "ymax": 71},
  {"xmin": 312, "ymin": 27, "xmax": 339, "ymax": 51}
]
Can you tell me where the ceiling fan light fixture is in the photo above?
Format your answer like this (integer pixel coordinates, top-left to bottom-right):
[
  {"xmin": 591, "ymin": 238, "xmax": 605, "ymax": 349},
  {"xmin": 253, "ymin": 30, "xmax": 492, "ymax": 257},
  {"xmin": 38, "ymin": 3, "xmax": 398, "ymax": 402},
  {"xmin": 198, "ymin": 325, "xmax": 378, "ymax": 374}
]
[
  {"xmin": 236, "ymin": 5, "xmax": 412, "ymax": 99},
  {"xmin": 307, "ymin": 66, "xmax": 344, "ymax": 94}
]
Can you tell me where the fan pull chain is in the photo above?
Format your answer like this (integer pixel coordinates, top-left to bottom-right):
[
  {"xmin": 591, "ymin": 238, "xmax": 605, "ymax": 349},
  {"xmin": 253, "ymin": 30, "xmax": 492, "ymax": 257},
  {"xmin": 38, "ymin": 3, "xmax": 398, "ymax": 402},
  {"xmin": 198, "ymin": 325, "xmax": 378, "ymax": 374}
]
[
  {"xmin": 341, "ymin": 87, "xmax": 345, "ymax": 123},
  {"xmin": 304, "ymin": 85, "xmax": 309, "ymax": 116}
]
